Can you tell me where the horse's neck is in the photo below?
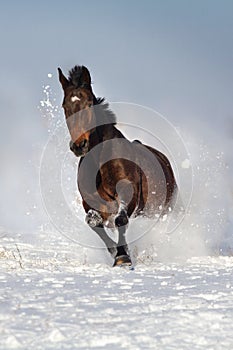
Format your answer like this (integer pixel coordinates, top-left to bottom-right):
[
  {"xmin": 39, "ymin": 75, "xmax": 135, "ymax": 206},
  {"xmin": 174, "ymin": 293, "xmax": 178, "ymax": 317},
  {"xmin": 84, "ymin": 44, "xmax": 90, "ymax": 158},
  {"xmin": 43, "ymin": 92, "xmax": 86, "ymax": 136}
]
[
  {"xmin": 92, "ymin": 98, "xmax": 123, "ymax": 142},
  {"xmin": 84, "ymin": 124, "xmax": 124, "ymax": 168},
  {"xmin": 90, "ymin": 124, "xmax": 124, "ymax": 149},
  {"xmin": 102, "ymin": 124, "xmax": 125, "ymax": 141}
]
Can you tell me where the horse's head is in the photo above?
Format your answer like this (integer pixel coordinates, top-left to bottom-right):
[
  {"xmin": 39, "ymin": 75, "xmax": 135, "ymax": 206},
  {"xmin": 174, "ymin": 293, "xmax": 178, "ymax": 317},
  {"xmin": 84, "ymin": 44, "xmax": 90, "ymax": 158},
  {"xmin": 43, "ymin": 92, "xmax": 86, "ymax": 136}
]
[{"xmin": 58, "ymin": 66, "xmax": 96, "ymax": 156}]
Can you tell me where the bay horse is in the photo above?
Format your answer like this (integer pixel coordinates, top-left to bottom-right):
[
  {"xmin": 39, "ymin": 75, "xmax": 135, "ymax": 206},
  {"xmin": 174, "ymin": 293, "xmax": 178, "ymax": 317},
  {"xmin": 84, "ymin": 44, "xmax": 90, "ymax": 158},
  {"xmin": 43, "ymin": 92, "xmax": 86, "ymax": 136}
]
[{"xmin": 58, "ymin": 65, "xmax": 177, "ymax": 266}]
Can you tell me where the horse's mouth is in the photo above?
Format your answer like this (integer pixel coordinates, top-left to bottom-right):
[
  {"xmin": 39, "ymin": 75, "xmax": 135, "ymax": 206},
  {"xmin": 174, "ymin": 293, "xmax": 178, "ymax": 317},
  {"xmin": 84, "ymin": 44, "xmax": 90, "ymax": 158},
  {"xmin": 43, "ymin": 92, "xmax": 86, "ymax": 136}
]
[
  {"xmin": 69, "ymin": 140, "xmax": 89, "ymax": 157},
  {"xmin": 73, "ymin": 148, "xmax": 88, "ymax": 157}
]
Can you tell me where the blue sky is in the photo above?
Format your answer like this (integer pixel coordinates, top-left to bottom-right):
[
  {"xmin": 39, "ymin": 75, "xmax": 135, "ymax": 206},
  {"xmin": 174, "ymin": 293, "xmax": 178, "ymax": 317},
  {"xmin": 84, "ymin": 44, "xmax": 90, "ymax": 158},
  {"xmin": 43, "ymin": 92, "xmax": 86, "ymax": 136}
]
[
  {"xmin": 0, "ymin": 0, "xmax": 233, "ymax": 231},
  {"xmin": 1, "ymin": 0, "xmax": 233, "ymax": 119}
]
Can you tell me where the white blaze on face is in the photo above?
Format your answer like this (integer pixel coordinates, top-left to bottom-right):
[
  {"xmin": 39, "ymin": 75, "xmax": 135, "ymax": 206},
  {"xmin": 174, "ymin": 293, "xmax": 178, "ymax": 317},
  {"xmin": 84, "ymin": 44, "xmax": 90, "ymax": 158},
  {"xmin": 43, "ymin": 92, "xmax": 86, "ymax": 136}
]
[{"xmin": 71, "ymin": 96, "xmax": 80, "ymax": 103}]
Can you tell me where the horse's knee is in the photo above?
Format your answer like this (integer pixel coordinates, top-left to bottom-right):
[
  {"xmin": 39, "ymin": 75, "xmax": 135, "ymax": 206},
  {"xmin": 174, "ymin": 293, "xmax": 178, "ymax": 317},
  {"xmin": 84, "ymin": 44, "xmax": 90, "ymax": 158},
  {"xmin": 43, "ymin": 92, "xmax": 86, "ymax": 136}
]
[
  {"xmin": 86, "ymin": 209, "xmax": 103, "ymax": 228},
  {"xmin": 115, "ymin": 210, "xmax": 128, "ymax": 227}
]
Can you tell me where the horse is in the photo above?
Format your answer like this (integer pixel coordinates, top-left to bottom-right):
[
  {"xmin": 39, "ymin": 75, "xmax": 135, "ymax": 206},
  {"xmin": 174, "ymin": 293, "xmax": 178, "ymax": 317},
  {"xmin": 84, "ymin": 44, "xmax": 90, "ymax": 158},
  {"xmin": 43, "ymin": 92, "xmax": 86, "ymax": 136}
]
[{"xmin": 58, "ymin": 65, "xmax": 178, "ymax": 266}]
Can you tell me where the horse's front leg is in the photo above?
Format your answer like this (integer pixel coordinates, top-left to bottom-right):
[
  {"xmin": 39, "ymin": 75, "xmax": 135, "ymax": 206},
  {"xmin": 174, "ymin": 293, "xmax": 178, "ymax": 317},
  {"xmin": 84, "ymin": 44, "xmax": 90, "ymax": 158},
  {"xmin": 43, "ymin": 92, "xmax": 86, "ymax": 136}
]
[
  {"xmin": 114, "ymin": 200, "xmax": 132, "ymax": 267},
  {"xmin": 85, "ymin": 202, "xmax": 131, "ymax": 266},
  {"xmin": 89, "ymin": 222, "xmax": 118, "ymax": 258},
  {"xmin": 86, "ymin": 209, "xmax": 103, "ymax": 228},
  {"xmin": 112, "ymin": 178, "xmax": 139, "ymax": 266},
  {"xmin": 84, "ymin": 203, "xmax": 118, "ymax": 259}
]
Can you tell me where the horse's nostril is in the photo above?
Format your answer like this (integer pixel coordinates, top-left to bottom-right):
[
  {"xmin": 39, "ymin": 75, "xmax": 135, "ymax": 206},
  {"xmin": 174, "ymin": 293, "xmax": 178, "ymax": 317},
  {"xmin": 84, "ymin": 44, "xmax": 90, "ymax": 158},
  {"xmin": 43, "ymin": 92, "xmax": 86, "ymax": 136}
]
[{"xmin": 80, "ymin": 139, "xmax": 87, "ymax": 148}]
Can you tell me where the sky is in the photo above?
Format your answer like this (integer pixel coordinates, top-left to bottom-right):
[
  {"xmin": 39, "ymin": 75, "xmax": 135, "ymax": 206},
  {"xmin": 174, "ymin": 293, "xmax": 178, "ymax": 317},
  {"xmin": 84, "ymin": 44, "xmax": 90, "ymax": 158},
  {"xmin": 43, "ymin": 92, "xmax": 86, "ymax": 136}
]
[{"xmin": 0, "ymin": 0, "xmax": 233, "ymax": 234}]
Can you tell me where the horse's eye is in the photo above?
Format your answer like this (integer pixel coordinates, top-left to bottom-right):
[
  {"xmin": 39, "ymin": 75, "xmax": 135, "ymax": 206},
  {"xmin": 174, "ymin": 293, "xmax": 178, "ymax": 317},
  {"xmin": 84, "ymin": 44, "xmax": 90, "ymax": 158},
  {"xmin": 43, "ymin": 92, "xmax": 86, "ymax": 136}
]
[{"xmin": 71, "ymin": 95, "xmax": 80, "ymax": 103}]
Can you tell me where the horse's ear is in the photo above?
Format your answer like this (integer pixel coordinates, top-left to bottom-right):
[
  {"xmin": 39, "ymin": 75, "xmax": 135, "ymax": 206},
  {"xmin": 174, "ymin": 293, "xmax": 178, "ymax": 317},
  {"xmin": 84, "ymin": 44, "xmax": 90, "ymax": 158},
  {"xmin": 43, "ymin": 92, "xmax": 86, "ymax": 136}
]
[
  {"xmin": 81, "ymin": 66, "xmax": 91, "ymax": 86},
  {"xmin": 58, "ymin": 68, "xmax": 70, "ymax": 90}
]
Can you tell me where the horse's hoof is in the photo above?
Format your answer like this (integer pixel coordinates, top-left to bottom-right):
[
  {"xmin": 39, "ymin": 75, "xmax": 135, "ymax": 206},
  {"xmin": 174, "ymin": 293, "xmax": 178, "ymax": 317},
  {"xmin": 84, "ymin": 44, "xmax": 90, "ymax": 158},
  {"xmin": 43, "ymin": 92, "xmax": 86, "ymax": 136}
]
[
  {"xmin": 115, "ymin": 210, "xmax": 128, "ymax": 227},
  {"xmin": 113, "ymin": 255, "xmax": 132, "ymax": 267},
  {"xmin": 86, "ymin": 209, "xmax": 103, "ymax": 227}
]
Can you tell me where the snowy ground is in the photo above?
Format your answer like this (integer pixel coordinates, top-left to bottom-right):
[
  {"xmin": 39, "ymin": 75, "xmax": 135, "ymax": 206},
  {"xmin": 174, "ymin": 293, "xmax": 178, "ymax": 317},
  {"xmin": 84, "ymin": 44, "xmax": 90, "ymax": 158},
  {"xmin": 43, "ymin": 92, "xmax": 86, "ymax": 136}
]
[
  {"xmin": 1, "ymin": 230, "xmax": 233, "ymax": 350},
  {"xmin": 1, "ymin": 80, "xmax": 233, "ymax": 350}
]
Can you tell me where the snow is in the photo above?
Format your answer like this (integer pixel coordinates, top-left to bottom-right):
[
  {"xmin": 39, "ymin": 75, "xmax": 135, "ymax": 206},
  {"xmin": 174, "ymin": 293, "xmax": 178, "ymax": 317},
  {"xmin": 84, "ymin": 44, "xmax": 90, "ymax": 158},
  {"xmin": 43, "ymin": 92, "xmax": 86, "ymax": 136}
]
[
  {"xmin": 181, "ymin": 159, "xmax": 191, "ymax": 169},
  {"xmin": 1, "ymin": 231, "xmax": 233, "ymax": 350}
]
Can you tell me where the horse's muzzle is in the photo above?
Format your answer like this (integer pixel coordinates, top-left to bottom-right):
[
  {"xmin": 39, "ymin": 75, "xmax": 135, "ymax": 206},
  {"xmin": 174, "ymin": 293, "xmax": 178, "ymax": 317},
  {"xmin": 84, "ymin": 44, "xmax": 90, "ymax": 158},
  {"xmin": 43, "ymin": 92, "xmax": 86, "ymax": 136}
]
[{"xmin": 69, "ymin": 139, "xmax": 89, "ymax": 157}]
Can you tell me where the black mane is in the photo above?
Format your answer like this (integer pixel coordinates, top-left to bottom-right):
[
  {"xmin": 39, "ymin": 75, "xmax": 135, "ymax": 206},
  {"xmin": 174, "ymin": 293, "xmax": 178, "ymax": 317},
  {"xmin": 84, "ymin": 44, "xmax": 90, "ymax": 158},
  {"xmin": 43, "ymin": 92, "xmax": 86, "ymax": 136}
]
[{"xmin": 94, "ymin": 98, "xmax": 117, "ymax": 125}]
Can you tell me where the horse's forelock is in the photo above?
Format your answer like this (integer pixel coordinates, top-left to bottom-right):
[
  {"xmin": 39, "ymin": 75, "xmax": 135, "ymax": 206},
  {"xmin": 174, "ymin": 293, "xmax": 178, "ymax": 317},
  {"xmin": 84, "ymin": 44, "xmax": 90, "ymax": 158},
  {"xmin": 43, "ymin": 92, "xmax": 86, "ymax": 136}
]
[{"xmin": 68, "ymin": 65, "xmax": 83, "ymax": 87}]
